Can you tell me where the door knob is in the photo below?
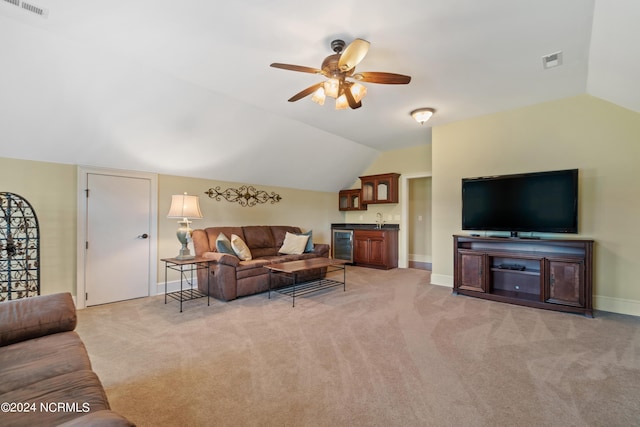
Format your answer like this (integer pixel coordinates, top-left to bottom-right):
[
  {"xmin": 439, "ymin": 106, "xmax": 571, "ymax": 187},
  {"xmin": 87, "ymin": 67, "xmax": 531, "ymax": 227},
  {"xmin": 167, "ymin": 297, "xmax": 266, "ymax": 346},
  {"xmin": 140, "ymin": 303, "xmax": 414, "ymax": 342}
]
[{"xmin": 138, "ymin": 233, "xmax": 149, "ymax": 239}]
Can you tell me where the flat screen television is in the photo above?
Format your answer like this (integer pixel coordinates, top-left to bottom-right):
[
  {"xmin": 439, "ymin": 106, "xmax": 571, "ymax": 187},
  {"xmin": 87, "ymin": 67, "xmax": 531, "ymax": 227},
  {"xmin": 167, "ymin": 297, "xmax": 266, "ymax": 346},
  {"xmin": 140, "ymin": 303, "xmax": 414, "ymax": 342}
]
[{"xmin": 461, "ymin": 169, "xmax": 578, "ymax": 236}]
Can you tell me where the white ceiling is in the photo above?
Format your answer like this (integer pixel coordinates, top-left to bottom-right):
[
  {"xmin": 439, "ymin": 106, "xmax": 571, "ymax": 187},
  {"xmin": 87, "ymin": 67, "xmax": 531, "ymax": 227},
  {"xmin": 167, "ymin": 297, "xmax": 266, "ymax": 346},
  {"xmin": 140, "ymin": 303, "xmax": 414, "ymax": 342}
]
[{"xmin": 0, "ymin": 0, "xmax": 638, "ymax": 192}]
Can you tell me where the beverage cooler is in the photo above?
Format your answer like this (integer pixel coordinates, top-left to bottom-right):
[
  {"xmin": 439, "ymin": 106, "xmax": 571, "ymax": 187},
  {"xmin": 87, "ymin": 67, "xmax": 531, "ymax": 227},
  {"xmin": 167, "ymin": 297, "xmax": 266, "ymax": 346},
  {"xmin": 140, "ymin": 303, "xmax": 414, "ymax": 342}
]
[{"xmin": 331, "ymin": 229, "xmax": 354, "ymax": 263}]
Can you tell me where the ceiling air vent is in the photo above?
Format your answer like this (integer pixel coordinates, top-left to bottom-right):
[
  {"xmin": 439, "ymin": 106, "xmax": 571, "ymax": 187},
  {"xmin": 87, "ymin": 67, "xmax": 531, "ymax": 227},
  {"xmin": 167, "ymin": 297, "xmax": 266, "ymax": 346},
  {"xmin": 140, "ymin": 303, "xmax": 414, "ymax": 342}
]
[
  {"xmin": 22, "ymin": 1, "xmax": 48, "ymax": 17},
  {"xmin": 1, "ymin": 0, "xmax": 48, "ymax": 18},
  {"xmin": 542, "ymin": 51, "xmax": 563, "ymax": 69}
]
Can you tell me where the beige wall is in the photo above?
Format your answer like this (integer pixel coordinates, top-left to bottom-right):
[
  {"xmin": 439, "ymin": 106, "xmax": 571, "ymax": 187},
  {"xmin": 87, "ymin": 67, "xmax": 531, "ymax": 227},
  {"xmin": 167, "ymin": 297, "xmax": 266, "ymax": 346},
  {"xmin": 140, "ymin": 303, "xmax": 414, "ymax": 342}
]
[
  {"xmin": 158, "ymin": 174, "xmax": 342, "ymax": 280},
  {"xmin": 0, "ymin": 158, "xmax": 341, "ymax": 298},
  {"xmin": 431, "ymin": 94, "xmax": 640, "ymax": 315},
  {"xmin": 0, "ymin": 158, "xmax": 77, "ymax": 296},
  {"xmin": 343, "ymin": 144, "xmax": 432, "ymax": 225}
]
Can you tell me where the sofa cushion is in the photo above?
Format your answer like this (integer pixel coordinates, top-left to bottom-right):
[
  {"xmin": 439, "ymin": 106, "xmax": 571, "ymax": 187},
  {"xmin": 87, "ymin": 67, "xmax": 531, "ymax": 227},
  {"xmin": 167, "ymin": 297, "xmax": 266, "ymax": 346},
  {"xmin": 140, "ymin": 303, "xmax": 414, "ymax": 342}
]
[
  {"xmin": 242, "ymin": 226, "xmax": 275, "ymax": 249},
  {"xmin": 236, "ymin": 259, "xmax": 270, "ymax": 280},
  {"xmin": 0, "ymin": 331, "xmax": 92, "ymax": 395},
  {"xmin": 0, "ymin": 370, "xmax": 111, "ymax": 427},
  {"xmin": 279, "ymin": 232, "xmax": 309, "ymax": 255},
  {"xmin": 231, "ymin": 234, "xmax": 252, "ymax": 260}
]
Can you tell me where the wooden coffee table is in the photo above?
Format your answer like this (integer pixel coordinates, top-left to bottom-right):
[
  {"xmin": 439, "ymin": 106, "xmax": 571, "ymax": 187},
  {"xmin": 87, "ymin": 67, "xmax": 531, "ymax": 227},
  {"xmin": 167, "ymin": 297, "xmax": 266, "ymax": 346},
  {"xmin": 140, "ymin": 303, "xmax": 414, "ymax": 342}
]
[{"xmin": 265, "ymin": 258, "xmax": 349, "ymax": 306}]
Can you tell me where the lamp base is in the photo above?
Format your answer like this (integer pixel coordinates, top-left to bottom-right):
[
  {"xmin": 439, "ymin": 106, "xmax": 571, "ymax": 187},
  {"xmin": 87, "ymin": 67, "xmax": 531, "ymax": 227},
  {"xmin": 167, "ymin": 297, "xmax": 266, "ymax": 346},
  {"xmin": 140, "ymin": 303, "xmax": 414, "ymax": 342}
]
[
  {"xmin": 174, "ymin": 220, "xmax": 195, "ymax": 260},
  {"xmin": 175, "ymin": 247, "xmax": 194, "ymax": 260}
]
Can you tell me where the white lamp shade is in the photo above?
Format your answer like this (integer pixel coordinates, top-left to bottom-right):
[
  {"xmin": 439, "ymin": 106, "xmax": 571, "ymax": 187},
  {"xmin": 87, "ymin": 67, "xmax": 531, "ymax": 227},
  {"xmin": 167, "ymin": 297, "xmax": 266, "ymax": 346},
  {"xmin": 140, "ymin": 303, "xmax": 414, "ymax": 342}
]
[{"xmin": 167, "ymin": 194, "xmax": 203, "ymax": 219}]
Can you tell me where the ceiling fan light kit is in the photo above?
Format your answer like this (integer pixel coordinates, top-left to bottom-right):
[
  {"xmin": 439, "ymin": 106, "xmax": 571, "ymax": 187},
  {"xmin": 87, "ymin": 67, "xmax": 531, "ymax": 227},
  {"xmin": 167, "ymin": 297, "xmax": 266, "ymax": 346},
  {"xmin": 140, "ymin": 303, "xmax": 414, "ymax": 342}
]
[
  {"xmin": 271, "ymin": 38, "xmax": 411, "ymax": 110},
  {"xmin": 411, "ymin": 108, "xmax": 435, "ymax": 125}
]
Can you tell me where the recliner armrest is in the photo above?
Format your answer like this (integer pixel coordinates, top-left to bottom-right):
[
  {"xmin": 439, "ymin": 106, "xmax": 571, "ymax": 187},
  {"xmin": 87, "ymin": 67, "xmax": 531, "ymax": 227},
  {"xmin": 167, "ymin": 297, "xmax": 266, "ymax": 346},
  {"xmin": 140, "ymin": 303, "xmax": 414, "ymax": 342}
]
[
  {"xmin": 202, "ymin": 251, "xmax": 240, "ymax": 267},
  {"xmin": 312, "ymin": 243, "xmax": 330, "ymax": 257}
]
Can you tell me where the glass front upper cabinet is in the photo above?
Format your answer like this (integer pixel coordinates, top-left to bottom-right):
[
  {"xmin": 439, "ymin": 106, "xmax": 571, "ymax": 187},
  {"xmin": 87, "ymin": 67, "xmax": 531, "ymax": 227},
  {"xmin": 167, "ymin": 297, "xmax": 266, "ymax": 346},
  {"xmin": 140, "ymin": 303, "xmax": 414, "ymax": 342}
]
[{"xmin": 359, "ymin": 173, "xmax": 400, "ymax": 204}]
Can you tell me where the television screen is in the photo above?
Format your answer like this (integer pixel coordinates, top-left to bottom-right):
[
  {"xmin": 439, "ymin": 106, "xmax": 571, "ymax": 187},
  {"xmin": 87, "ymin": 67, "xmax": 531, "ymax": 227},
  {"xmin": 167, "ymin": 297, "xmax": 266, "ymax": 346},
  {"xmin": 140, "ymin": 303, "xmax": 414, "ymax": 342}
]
[{"xmin": 462, "ymin": 169, "xmax": 578, "ymax": 234}]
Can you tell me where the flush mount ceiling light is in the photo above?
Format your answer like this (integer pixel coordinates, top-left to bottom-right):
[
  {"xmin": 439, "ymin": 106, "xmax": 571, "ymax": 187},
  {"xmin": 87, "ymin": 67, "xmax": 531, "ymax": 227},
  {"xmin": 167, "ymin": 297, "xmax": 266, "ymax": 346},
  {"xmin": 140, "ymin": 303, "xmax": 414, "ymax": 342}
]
[{"xmin": 411, "ymin": 108, "xmax": 435, "ymax": 125}]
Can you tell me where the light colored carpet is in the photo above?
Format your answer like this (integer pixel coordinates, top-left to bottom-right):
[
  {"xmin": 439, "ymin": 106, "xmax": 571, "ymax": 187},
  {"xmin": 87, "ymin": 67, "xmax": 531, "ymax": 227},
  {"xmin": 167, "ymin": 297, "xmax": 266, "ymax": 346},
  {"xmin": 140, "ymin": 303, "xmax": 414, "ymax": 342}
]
[{"xmin": 76, "ymin": 267, "xmax": 640, "ymax": 426}]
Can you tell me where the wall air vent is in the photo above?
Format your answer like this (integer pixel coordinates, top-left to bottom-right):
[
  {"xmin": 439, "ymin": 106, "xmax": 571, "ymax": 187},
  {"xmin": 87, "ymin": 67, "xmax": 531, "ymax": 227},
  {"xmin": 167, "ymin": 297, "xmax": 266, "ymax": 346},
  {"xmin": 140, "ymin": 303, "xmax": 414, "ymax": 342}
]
[
  {"xmin": 542, "ymin": 51, "xmax": 563, "ymax": 69},
  {"xmin": 1, "ymin": 0, "xmax": 48, "ymax": 18}
]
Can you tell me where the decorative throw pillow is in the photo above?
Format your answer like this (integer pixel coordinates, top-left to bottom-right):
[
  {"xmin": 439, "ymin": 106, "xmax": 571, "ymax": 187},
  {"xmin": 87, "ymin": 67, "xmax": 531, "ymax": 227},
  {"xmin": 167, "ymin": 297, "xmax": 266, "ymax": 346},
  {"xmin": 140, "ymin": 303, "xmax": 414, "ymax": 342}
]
[
  {"xmin": 279, "ymin": 232, "xmax": 310, "ymax": 255},
  {"xmin": 231, "ymin": 234, "xmax": 252, "ymax": 260},
  {"xmin": 215, "ymin": 233, "xmax": 235, "ymax": 255},
  {"xmin": 298, "ymin": 230, "xmax": 314, "ymax": 253}
]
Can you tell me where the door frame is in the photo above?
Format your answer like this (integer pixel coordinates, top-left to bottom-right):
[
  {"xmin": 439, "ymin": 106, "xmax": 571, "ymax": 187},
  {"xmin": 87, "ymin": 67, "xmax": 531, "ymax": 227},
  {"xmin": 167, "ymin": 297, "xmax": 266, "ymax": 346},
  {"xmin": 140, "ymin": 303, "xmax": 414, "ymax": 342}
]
[
  {"xmin": 76, "ymin": 166, "xmax": 158, "ymax": 309},
  {"xmin": 399, "ymin": 172, "xmax": 432, "ymax": 268}
]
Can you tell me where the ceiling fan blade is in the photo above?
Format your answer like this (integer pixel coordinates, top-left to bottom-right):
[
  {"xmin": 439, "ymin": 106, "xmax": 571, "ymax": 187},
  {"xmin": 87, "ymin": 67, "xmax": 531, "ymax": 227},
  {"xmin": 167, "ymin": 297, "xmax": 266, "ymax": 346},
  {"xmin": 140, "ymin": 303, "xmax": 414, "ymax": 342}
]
[
  {"xmin": 270, "ymin": 63, "xmax": 323, "ymax": 75},
  {"xmin": 338, "ymin": 39, "xmax": 370, "ymax": 72},
  {"xmin": 343, "ymin": 83, "xmax": 362, "ymax": 109},
  {"xmin": 353, "ymin": 72, "xmax": 411, "ymax": 84},
  {"xmin": 287, "ymin": 82, "xmax": 324, "ymax": 102}
]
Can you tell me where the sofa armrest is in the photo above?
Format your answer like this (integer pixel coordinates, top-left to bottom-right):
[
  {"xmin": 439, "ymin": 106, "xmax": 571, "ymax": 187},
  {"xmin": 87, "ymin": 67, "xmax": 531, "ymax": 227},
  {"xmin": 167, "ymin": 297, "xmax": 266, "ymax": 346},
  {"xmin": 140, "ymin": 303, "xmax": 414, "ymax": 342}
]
[
  {"xmin": 0, "ymin": 293, "xmax": 77, "ymax": 347},
  {"xmin": 57, "ymin": 410, "xmax": 136, "ymax": 426},
  {"xmin": 202, "ymin": 251, "xmax": 240, "ymax": 267},
  {"xmin": 312, "ymin": 243, "xmax": 330, "ymax": 258}
]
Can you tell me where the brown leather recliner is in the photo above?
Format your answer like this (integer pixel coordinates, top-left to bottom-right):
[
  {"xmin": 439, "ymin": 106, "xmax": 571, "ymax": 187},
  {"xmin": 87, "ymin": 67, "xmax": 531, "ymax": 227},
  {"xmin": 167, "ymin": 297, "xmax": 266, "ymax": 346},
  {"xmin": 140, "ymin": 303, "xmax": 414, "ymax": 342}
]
[{"xmin": 191, "ymin": 226, "xmax": 330, "ymax": 301}]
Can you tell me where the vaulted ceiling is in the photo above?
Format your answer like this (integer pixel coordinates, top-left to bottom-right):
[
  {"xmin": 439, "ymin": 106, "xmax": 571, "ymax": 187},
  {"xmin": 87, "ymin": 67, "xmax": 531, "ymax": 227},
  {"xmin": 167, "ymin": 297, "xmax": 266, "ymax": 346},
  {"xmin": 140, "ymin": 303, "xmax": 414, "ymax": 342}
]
[{"xmin": 0, "ymin": 0, "xmax": 638, "ymax": 192}]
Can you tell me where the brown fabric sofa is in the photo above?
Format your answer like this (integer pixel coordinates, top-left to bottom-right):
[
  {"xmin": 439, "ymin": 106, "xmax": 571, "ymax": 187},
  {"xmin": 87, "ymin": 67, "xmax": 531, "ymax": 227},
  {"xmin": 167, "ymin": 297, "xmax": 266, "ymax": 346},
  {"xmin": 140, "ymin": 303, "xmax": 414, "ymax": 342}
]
[
  {"xmin": 192, "ymin": 226, "xmax": 330, "ymax": 301},
  {"xmin": 0, "ymin": 293, "xmax": 134, "ymax": 427}
]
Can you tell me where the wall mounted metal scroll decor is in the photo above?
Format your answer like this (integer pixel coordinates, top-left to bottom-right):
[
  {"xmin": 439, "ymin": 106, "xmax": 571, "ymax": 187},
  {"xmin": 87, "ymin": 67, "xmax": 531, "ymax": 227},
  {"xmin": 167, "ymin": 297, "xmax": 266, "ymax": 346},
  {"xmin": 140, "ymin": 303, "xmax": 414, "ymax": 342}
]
[
  {"xmin": 205, "ymin": 186, "xmax": 282, "ymax": 207},
  {"xmin": 1, "ymin": 192, "xmax": 40, "ymax": 301}
]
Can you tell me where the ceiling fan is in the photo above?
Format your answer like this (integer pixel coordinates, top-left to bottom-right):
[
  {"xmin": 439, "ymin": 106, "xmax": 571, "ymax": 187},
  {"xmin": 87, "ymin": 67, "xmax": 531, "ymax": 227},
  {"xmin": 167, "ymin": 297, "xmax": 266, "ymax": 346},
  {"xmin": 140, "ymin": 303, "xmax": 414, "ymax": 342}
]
[{"xmin": 270, "ymin": 39, "xmax": 411, "ymax": 110}]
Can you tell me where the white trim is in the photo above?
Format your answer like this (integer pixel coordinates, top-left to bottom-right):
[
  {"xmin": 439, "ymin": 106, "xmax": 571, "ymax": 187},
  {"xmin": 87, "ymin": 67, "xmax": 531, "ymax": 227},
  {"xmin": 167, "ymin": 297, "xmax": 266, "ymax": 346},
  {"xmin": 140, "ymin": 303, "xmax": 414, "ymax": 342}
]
[
  {"xmin": 594, "ymin": 295, "xmax": 640, "ymax": 317},
  {"xmin": 430, "ymin": 274, "xmax": 453, "ymax": 287},
  {"xmin": 156, "ymin": 278, "xmax": 199, "ymax": 295},
  {"xmin": 400, "ymin": 173, "xmax": 432, "ymax": 268},
  {"xmin": 76, "ymin": 166, "xmax": 158, "ymax": 309},
  {"xmin": 409, "ymin": 254, "xmax": 432, "ymax": 263}
]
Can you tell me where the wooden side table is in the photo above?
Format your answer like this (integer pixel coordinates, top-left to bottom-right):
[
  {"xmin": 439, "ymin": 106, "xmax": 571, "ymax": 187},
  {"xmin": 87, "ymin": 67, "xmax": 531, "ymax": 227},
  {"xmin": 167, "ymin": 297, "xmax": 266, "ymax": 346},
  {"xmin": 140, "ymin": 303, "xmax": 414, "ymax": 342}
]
[{"xmin": 161, "ymin": 257, "xmax": 211, "ymax": 312}]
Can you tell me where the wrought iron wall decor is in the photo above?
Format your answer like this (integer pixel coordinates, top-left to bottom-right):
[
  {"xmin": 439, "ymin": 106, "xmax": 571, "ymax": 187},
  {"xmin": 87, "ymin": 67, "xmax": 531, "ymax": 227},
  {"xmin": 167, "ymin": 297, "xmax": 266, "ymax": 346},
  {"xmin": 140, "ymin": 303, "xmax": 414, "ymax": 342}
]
[
  {"xmin": 205, "ymin": 186, "xmax": 282, "ymax": 207},
  {"xmin": 1, "ymin": 192, "xmax": 40, "ymax": 301}
]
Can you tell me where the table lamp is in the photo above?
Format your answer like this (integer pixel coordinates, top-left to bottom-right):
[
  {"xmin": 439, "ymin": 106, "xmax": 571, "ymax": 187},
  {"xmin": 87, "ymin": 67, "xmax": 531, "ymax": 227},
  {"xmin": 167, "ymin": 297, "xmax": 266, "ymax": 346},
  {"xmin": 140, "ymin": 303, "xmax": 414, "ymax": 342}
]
[{"xmin": 167, "ymin": 193, "xmax": 203, "ymax": 259}]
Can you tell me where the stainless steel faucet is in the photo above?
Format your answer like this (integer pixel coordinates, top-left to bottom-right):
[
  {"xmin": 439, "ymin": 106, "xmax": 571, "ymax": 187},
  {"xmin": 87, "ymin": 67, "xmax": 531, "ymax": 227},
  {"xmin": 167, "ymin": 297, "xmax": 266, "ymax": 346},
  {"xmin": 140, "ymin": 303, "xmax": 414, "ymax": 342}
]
[{"xmin": 376, "ymin": 212, "xmax": 385, "ymax": 229}]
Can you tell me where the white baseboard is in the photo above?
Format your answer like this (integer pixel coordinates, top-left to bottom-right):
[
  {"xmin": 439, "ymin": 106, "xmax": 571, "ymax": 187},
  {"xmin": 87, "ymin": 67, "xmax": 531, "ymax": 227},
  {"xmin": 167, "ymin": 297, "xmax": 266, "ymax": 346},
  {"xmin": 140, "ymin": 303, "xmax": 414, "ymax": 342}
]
[
  {"xmin": 156, "ymin": 279, "xmax": 199, "ymax": 295},
  {"xmin": 409, "ymin": 254, "xmax": 433, "ymax": 263},
  {"xmin": 430, "ymin": 274, "xmax": 453, "ymax": 288},
  {"xmin": 594, "ymin": 295, "xmax": 640, "ymax": 317}
]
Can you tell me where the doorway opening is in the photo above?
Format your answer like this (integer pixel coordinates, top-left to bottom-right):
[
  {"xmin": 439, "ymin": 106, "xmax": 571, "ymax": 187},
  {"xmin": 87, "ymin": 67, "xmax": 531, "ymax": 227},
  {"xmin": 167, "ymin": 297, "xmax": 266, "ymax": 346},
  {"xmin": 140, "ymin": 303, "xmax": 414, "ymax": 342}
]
[{"xmin": 400, "ymin": 174, "xmax": 432, "ymax": 271}]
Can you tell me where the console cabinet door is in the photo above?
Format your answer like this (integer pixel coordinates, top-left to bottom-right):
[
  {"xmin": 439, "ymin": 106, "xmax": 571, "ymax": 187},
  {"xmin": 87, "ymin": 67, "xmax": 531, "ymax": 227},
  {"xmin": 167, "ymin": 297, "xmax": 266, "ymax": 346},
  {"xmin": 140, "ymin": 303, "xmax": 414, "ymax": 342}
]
[
  {"xmin": 458, "ymin": 251, "xmax": 487, "ymax": 292},
  {"xmin": 545, "ymin": 259, "xmax": 584, "ymax": 307}
]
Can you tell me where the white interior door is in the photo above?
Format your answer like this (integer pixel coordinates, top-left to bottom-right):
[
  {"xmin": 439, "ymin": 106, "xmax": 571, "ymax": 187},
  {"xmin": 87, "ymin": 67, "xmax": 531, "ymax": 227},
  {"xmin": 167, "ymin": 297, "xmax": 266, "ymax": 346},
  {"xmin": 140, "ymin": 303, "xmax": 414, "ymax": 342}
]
[{"xmin": 84, "ymin": 173, "xmax": 152, "ymax": 306}]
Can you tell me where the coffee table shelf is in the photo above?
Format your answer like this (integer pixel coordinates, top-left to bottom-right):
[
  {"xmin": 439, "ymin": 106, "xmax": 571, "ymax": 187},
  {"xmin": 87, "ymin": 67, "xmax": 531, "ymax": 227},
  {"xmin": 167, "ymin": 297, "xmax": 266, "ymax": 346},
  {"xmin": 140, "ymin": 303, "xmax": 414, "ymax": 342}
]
[{"xmin": 266, "ymin": 258, "xmax": 348, "ymax": 307}]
